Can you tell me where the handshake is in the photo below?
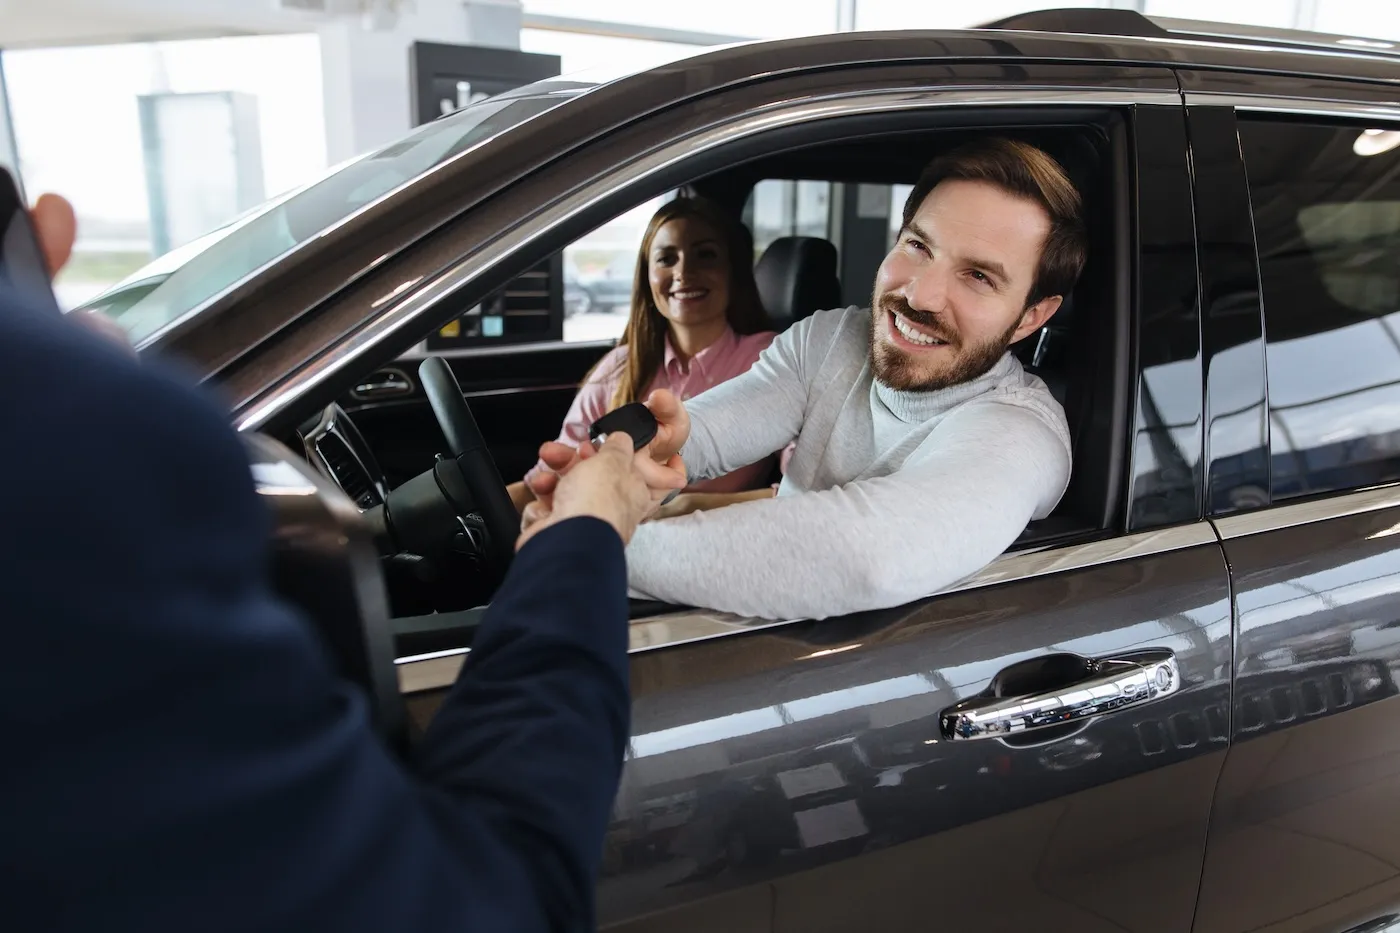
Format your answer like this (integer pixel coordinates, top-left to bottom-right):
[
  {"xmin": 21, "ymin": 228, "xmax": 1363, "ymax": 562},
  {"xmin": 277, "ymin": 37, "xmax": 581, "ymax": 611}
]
[{"xmin": 517, "ymin": 390, "xmax": 692, "ymax": 550}]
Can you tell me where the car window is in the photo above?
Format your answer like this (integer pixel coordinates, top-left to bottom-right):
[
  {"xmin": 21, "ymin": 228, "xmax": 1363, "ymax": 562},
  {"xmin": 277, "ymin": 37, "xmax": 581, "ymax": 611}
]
[
  {"xmin": 423, "ymin": 190, "xmax": 678, "ymax": 350},
  {"xmin": 78, "ymin": 84, "xmax": 589, "ymax": 346},
  {"xmin": 431, "ymin": 177, "xmax": 889, "ymax": 351},
  {"xmin": 1240, "ymin": 118, "xmax": 1400, "ymax": 501},
  {"xmin": 562, "ymin": 193, "xmax": 677, "ymax": 344},
  {"xmin": 887, "ymin": 183, "xmax": 914, "ymax": 248}
]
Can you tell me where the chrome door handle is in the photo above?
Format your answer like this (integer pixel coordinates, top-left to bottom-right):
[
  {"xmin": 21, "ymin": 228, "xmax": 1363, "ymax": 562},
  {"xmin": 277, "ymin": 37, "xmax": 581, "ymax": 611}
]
[
  {"xmin": 940, "ymin": 648, "xmax": 1180, "ymax": 741},
  {"xmin": 351, "ymin": 368, "xmax": 413, "ymax": 400}
]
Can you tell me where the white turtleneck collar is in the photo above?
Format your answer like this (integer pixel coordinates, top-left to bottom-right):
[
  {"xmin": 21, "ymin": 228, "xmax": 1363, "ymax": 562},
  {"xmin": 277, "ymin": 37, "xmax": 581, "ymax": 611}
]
[{"xmin": 872, "ymin": 351, "xmax": 1023, "ymax": 424}]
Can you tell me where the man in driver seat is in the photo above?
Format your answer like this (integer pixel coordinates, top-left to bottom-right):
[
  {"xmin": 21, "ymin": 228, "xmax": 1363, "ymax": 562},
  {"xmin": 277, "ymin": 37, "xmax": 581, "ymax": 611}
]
[{"xmin": 530, "ymin": 137, "xmax": 1085, "ymax": 620}]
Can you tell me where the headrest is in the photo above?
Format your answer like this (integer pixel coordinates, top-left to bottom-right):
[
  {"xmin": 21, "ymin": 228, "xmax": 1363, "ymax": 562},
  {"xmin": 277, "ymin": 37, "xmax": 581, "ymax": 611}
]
[{"xmin": 755, "ymin": 236, "xmax": 842, "ymax": 331}]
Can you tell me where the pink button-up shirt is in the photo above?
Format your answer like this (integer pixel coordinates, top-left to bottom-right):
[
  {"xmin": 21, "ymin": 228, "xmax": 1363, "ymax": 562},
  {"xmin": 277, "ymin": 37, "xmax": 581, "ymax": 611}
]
[{"xmin": 527, "ymin": 326, "xmax": 782, "ymax": 493}]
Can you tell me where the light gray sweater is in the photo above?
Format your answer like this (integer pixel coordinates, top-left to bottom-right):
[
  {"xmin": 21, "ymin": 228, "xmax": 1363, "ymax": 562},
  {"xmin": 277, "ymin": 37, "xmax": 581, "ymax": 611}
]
[{"xmin": 626, "ymin": 306, "xmax": 1073, "ymax": 620}]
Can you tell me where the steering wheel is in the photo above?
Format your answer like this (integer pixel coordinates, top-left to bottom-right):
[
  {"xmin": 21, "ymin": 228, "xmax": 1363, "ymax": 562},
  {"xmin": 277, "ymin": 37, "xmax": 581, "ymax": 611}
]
[{"xmin": 417, "ymin": 357, "xmax": 519, "ymax": 571}]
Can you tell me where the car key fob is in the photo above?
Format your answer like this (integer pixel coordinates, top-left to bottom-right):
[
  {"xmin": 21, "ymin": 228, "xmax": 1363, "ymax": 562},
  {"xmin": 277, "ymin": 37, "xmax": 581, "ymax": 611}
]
[{"xmin": 589, "ymin": 402, "xmax": 658, "ymax": 451}]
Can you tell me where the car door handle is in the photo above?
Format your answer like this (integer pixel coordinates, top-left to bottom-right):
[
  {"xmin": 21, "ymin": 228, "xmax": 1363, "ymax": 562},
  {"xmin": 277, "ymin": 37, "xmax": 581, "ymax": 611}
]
[
  {"xmin": 351, "ymin": 368, "xmax": 414, "ymax": 400},
  {"xmin": 940, "ymin": 648, "xmax": 1180, "ymax": 741}
]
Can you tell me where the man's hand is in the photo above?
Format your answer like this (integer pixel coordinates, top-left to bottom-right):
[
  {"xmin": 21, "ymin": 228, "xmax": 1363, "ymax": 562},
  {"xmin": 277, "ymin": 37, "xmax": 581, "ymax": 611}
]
[
  {"xmin": 524, "ymin": 392, "xmax": 690, "ymax": 535},
  {"xmin": 524, "ymin": 434, "xmax": 686, "ymax": 534},
  {"xmin": 643, "ymin": 389, "xmax": 690, "ymax": 461},
  {"xmin": 28, "ymin": 192, "xmax": 133, "ymax": 352},
  {"xmin": 529, "ymin": 433, "xmax": 685, "ymax": 510},
  {"xmin": 518, "ymin": 433, "xmax": 685, "ymax": 550}
]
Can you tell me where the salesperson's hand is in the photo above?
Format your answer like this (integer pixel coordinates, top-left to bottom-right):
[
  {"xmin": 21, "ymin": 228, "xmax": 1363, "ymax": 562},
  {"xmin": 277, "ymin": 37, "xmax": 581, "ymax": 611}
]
[
  {"xmin": 518, "ymin": 432, "xmax": 682, "ymax": 549},
  {"xmin": 30, "ymin": 192, "xmax": 132, "ymax": 351}
]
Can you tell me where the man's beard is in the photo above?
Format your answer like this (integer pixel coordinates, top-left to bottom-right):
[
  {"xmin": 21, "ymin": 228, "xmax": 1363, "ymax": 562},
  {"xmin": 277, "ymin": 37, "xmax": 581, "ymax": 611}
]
[{"xmin": 869, "ymin": 295, "xmax": 1021, "ymax": 392}]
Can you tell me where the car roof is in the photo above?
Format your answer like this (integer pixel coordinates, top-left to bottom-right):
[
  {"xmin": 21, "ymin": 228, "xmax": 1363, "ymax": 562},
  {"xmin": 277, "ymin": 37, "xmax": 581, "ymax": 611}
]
[{"xmin": 984, "ymin": 8, "xmax": 1400, "ymax": 62}]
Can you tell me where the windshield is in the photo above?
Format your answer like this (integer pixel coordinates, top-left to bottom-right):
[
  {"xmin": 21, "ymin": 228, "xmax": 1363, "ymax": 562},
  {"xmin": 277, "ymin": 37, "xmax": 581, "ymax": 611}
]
[{"xmin": 78, "ymin": 81, "xmax": 592, "ymax": 346}]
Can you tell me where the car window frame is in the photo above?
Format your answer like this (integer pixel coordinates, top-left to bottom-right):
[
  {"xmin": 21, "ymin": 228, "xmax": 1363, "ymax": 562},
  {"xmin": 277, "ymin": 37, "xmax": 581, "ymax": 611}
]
[
  {"xmin": 229, "ymin": 78, "xmax": 1177, "ymax": 430},
  {"xmin": 200, "ymin": 65, "xmax": 1214, "ymax": 670}
]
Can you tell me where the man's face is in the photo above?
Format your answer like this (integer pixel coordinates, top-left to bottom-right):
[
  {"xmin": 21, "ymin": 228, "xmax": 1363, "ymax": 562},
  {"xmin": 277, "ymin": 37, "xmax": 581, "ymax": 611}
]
[{"xmin": 870, "ymin": 178, "xmax": 1062, "ymax": 392}]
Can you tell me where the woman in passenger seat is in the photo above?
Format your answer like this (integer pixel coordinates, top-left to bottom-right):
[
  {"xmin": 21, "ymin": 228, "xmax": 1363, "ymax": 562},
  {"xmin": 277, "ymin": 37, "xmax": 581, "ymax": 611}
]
[{"xmin": 510, "ymin": 196, "xmax": 786, "ymax": 516}]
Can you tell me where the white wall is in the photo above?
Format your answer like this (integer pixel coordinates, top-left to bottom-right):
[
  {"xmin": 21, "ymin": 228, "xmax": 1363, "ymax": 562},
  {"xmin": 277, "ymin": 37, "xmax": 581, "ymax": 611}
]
[
  {"xmin": 522, "ymin": 0, "xmax": 843, "ymax": 38},
  {"xmin": 320, "ymin": 0, "xmax": 523, "ymax": 163}
]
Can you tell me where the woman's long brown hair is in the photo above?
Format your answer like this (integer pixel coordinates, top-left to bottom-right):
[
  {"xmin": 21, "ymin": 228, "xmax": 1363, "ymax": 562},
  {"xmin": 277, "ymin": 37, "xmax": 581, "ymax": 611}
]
[{"xmin": 587, "ymin": 196, "xmax": 769, "ymax": 411}]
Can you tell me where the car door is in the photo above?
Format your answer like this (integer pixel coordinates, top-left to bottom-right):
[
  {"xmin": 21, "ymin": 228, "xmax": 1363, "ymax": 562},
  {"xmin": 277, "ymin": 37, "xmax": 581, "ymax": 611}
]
[
  {"xmin": 1185, "ymin": 77, "xmax": 1400, "ymax": 933},
  {"xmin": 597, "ymin": 99, "xmax": 1227, "ymax": 933}
]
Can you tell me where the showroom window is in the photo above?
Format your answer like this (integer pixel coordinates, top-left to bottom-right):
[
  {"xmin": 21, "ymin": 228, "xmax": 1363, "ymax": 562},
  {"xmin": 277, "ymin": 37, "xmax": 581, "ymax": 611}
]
[
  {"xmin": 3, "ymin": 33, "xmax": 327, "ymax": 311},
  {"xmin": 742, "ymin": 178, "xmax": 911, "ymax": 272},
  {"xmin": 561, "ymin": 190, "xmax": 678, "ymax": 344},
  {"xmin": 521, "ymin": 0, "xmax": 842, "ymax": 39},
  {"xmin": 887, "ymin": 183, "xmax": 914, "ymax": 248},
  {"xmin": 518, "ymin": 29, "xmax": 698, "ymax": 77},
  {"xmin": 744, "ymin": 180, "xmax": 835, "ymax": 258}
]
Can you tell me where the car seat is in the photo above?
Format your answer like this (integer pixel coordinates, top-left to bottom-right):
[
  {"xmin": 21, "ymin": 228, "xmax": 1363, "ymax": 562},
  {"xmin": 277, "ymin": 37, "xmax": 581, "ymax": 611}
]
[{"xmin": 755, "ymin": 236, "xmax": 843, "ymax": 331}]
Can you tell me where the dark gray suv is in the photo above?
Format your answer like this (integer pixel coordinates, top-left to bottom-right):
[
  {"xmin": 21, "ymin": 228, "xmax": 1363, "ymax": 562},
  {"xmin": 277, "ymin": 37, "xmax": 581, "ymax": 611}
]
[{"xmin": 82, "ymin": 9, "xmax": 1400, "ymax": 931}]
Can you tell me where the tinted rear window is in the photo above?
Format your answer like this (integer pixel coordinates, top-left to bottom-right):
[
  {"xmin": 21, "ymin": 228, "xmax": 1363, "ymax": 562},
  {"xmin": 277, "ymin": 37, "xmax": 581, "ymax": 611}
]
[{"xmin": 1241, "ymin": 118, "xmax": 1400, "ymax": 501}]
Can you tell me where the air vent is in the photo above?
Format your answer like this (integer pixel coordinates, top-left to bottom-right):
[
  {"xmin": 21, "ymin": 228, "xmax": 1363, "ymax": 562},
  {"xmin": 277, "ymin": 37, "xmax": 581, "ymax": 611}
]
[{"xmin": 317, "ymin": 433, "xmax": 381, "ymax": 509}]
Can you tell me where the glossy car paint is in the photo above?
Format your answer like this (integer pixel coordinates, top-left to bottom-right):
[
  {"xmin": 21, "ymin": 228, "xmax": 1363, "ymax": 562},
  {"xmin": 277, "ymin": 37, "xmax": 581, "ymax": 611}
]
[
  {"xmin": 599, "ymin": 542, "xmax": 1231, "ymax": 932},
  {"xmin": 1189, "ymin": 70, "xmax": 1400, "ymax": 933},
  {"xmin": 1127, "ymin": 104, "xmax": 1203, "ymax": 532},
  {"xmin": 1199, "ymin": 506, "xmax": 1400, "ymax": 933},
  {"xmin": 1189, "ymin": 105, "xmax": 1270, "ymax": 518}
]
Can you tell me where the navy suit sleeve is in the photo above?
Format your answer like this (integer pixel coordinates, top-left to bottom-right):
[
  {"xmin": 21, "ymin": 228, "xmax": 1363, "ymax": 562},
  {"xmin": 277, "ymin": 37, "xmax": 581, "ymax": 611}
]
[{"xmin": 0, "ymin": 292, "xmax": 630, "ymax": 933}]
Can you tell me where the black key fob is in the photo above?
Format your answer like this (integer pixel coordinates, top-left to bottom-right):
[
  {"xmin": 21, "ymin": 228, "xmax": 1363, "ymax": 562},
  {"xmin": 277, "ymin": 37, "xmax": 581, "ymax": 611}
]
[{"xmin": 589, "ymin": 402, "xmax": 658, "ymax": 452}]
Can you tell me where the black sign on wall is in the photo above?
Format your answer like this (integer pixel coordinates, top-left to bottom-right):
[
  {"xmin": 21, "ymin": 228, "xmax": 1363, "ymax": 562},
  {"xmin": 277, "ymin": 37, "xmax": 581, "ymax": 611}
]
[
  {"xmin": 409, "ymin": 41, "xmax": 560, "ymax": 127},
  {"xmin": 410, "ymin": 42, "xmax": 564, "ymax": 350}
]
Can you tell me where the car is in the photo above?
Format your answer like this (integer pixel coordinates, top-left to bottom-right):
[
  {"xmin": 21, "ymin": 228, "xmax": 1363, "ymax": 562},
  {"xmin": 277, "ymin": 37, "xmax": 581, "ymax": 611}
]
[
  {"xmin": 568, "ymin": 253, "xmax": 635, "ymax": 316},
  {"xmin": 78, "ymin": 8, "xmax": 1400, "ymax": 931}
]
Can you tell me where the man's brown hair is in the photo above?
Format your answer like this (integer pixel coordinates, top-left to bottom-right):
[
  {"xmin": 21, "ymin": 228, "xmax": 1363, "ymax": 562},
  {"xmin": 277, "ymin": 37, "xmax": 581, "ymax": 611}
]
[{"xmin": 902, "ymin": 137, "xmax": 1087, "ymax": 309}]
